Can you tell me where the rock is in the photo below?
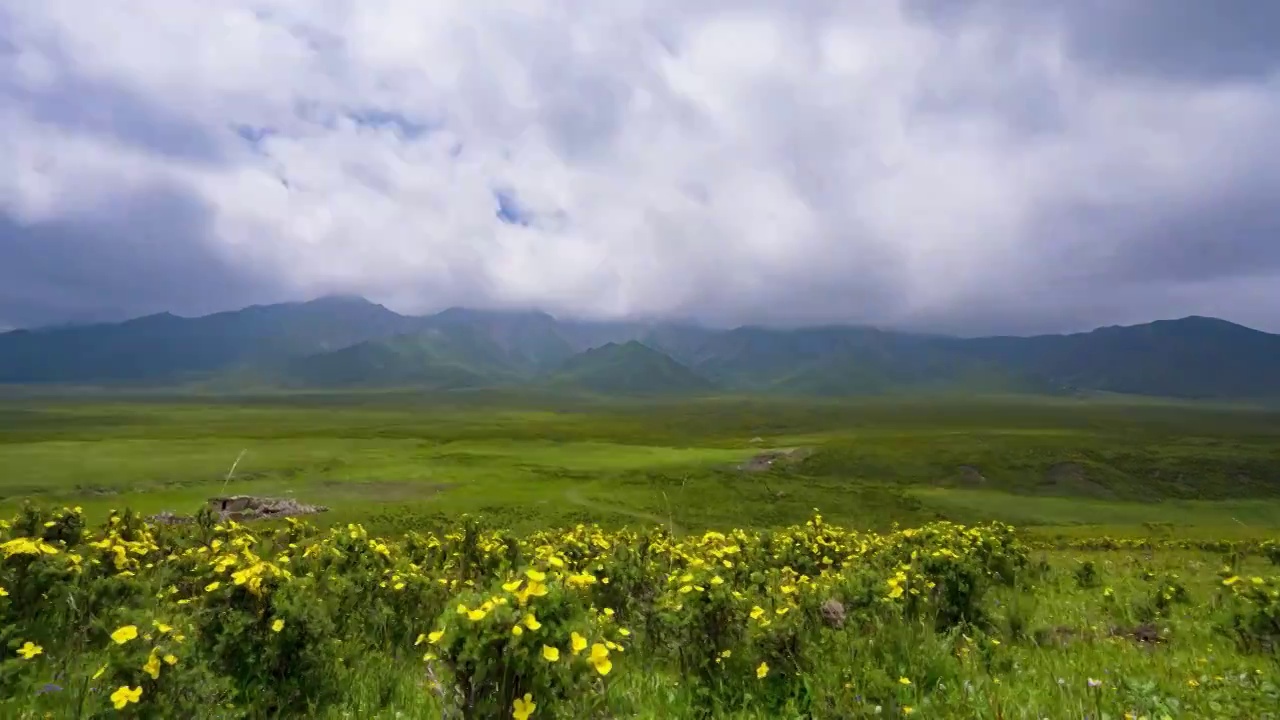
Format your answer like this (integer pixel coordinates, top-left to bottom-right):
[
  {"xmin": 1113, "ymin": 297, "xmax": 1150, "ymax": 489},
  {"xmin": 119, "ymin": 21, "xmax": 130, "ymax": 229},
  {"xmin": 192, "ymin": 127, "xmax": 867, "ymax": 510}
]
[
  {"xmin": 147, "ymin": 511, "xmax": 193, "ymax": 525},
  {"xmin": 820, "ymin": 598, "xmax": 846, "ymax": 629},
  {"xmin": 206, "ymin": 496, "xmax": 328, "ymax": 521},
  {"xmin": 147, "ymin": 496, "xmax": 328, "ymax": 525}
]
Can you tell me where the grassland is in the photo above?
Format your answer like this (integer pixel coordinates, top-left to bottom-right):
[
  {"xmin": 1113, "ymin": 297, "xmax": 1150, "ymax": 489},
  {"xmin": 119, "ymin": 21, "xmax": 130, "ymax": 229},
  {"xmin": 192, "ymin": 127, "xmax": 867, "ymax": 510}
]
[
  {"xmin": 2, "ymin": 392, "xmax": 1279, "ymax": 535},
  {"xmin": 1, "ymin": 393, "xmax": 1279, "ymax": 718}
]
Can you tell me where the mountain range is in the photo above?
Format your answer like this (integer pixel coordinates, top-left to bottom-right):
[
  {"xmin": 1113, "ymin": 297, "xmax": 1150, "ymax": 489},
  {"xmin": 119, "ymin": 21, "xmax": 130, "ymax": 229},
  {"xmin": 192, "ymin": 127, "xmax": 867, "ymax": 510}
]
[{"xmin": 0, "ymin": 296, "xmax": 1277, "ymax": 399}]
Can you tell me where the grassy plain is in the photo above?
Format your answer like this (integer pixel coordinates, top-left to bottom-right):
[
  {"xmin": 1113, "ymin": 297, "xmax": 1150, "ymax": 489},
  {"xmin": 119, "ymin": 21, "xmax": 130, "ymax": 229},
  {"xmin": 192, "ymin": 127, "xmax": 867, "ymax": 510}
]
[
  {"xmin": 1, "ymin": 393, "xmax": 1279, "ymax": 718},
  {"xmin": 2, "ymin": 392, "xmax": 1280, "ymax": 536}
]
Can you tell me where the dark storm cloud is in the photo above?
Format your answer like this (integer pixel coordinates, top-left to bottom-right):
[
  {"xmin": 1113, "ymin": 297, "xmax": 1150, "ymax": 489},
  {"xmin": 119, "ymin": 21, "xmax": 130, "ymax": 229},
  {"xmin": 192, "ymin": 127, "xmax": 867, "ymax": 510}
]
[
  {"xmin": 0, "ymin": 185, "xmax": 281, "ymax": 329},
  {"xmin": 3, "ymin": 75, "xmax": 229, "ymax": 165},
  {"xmin": 1101, "ymin": 190, "xmax": 1280, "ymax": 286},
  {"xmin": 0, "ymin": 14, "xmax": 229, "ymax": 166},
  {"xmin": 905, "ymin": 0, "xmax": 1280, "ymax": 82},
  {"xmin": 1059, "ymin": 0, "xmax": 1280, "ymax": 82}
]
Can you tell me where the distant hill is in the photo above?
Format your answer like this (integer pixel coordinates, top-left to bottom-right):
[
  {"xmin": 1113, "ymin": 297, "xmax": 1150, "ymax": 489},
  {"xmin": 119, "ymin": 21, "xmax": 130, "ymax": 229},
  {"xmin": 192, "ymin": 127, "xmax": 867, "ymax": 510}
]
[
  {"xmin": 1, "ymin": 297, "xmax": 1277, "ymax": 400},
  {"xmin": 426, "ymin": 308, "xmax": 576, "ymax": 371},
  {"xmin": 952, "ymin": 316, "xmax": 1280, "ymax": 399},
  {"xmin": 282, "ymin": 325, "xmax": 523, "ymax": 390},
  {"xmin": 0, "ymin": 296, "xmax": 413, "ymax": 384},
  {"xmin": 545, "ymin": 341, "xmax": 717, "ymax": 396}
]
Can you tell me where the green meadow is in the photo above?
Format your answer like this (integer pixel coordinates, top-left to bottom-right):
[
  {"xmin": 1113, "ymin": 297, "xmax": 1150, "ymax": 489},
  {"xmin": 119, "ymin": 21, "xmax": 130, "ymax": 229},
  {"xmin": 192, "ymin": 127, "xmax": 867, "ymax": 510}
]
[
  {"xmin": 2, "ymin": 392, "xmax": 1279, "ymax": 536},
  {"xmin": 2, "ymin": 393, "xmax": 1280, "ymax": 718}
]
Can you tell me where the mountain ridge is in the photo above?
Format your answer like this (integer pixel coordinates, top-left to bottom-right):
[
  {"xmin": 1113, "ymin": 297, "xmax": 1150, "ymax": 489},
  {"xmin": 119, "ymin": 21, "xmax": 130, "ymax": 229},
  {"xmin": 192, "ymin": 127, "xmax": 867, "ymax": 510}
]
[{"xmin": 0, "ymin": 296, "xmax": 1276, "ymax": 399}]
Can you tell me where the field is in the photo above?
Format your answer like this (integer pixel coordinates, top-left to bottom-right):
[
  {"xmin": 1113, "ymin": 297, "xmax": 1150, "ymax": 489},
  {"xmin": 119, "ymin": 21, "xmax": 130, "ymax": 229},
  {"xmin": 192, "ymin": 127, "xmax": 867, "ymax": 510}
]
[{"xmin": 1, "ymin": 393, "xmax": 1279, "ymax": 717}]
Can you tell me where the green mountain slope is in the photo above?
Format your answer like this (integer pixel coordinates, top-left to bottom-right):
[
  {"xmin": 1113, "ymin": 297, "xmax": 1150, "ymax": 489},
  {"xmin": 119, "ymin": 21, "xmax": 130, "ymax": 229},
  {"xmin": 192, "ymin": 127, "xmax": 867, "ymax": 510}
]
[
  {"xmin": 546, "ymin": 341, "xmax": 717, "ymax": 396},
  {"xmin": 1, "ymin": 296, "xmax": 1277, "ymax": 400},
  {"xmin": 675, "ymin": 326, "xmax": 1046, "ymax": 395},
  {"xmin": 282, "ymin": 325, "xmax": 526, "ymax": 389},
  {"xmin": 425, "ymin": 308, "xmax": 576, "ymax": 371},
  {"xmin": 956, "ymin": 316, "xmax": 1280, "ymax": 399},
  {"xmin": 0, "ymin": 296, "xmax": 413, "ymax": 384}
]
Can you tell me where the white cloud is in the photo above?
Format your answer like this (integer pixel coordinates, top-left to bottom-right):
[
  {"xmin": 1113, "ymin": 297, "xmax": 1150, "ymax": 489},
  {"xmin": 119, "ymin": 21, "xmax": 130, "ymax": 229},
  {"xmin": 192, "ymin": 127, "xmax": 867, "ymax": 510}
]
[{"xmin": 1, "ymin": 0, "xmax": 1279, "ymax": 332}]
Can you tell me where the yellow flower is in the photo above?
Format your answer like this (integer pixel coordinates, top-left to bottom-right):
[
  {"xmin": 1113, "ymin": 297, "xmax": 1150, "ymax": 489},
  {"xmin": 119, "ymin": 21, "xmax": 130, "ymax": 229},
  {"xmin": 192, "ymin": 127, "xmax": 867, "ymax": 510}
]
[
  {"xmin": 271, "ymin": 619, "xmax": 285, "ymax": 633},
  {"xmin": 512, "ymin": 693, "xmax": 536, "ymax": 720},
  {"xmin": 570, "ymin": 632, "xmax": 587, "ymax": 655},
  {"xmin": 429, "ymin": 630, "xmax": 444, "ymax": 644},
  {"xmin": 502, "ymin": 579, "xmax": 523, "ymax": 592},
  {"xmin": 111, "ymin": 625, "xmax": 139, "ymax": 645},
  {"xmin": 152, "ymin": 621, "xmax": 172, "ymax": 634},
  {"xmin": 542, "ymin": 645, "xmax": 560, "ymax": 662},
  {"xmin": 163, "ymin": 654, "xmax": 178, "ymax": 666},
  {"xmin": 0, "ymin": 586, "xmax": 8, "ymax": 597},
  {"xmin": 205, "ymin": 581, "xmax": 221, "ymax": 592},
  {"xmin": 750, "ymin": 606, "xmax": 765, "ymax": 620},
  {"xmin": 512, "ymin": 625, "xmax": 524, "ymax": 636},
  {"xmin": 525, "ymin": 569, "xmax": 547, "ymax": 582},
  {"xmin": 898, "ymin": 677, "xmax": 911, "ymax": 685},
  {"xmin": 142, "ymin": 653, "xmax": 161, "ymax": 680},
  {"xmin": 17, "ymin": 642, "xmax": 42, "ymax": 660},
  {"xmin": 523, "ymin": 613, "xmax": 541, "ymax": 631},
  {"xmin": 467, "ymin": 608, "xmax": 487, "ymax": 621},
  {"xmin": 903, "ymin": 706, "xmax": 914, "ymax": 715},
  {"xmin": 110, "ymin": 686, "xmax": 142, "ymax": 710},
  {"xmin": 756, "ymin": 662, "xmax": 769, "ymax": 679},
  {"xmin": 589, "ymin": 643, "xmax": 612, "ymax": 676}
]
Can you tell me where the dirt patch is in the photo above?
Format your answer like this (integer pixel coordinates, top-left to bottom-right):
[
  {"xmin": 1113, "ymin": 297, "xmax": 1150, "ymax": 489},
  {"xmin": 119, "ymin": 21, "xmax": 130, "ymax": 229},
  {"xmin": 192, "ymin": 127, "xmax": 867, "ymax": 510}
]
[
  {"xmin": 739, "ymin": 448, "xmax": 810, "ymax": 473},
  {"xmin": 312, "ymin": 479, "xmax": 457, "ymax": 501},
  {"xmin": 1110, "ymin": 622, "xmax": 1164, "ymax": 646},
  {"xmin": 149, "ymin": 496, "xmax": 328, "ymax": 525},
  {"xmin": 1041, "ymin": 462, "xmax": 1115, "ymax": 498},
  {"xmin": 1033, "ymin": 625, "xmax": 1085, "ymax": 647}
]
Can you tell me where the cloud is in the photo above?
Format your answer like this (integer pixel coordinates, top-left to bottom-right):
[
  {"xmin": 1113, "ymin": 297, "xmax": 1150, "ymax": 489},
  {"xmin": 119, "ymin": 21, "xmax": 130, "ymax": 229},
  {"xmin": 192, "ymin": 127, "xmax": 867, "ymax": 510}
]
[
  {"xmin": 0, "ymin": 184, "xmax": 282, "ymax": 328},
  {"xmin": 1, "ymin": 0, "xmax": 1278, "ymax": 333}
]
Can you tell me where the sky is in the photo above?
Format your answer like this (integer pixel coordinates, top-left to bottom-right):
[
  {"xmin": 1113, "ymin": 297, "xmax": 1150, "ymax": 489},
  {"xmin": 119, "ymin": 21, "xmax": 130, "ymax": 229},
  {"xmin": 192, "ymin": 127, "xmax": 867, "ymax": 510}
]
[{"xmin": 1, "ymin": 1, "xmax": 1278, "ymax": 336}]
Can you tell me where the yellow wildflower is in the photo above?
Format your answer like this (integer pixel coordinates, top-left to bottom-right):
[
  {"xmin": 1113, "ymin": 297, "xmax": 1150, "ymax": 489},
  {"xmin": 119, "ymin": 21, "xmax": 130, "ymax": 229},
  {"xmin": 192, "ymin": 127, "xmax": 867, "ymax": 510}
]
[
  {"xmin": 17, "ymin": 642, "xmax": 42, "ymax": 660},
  {"xmin": 110, "ymin": 686, "xmax": 142, "ymax": 710},
  {"xmin": 589, "ymin": 643, "xmax": 612, "ymax": 675},
  {"xmin": 512, "ymin": 693, "xmax": 536, "ymax": 720}
]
